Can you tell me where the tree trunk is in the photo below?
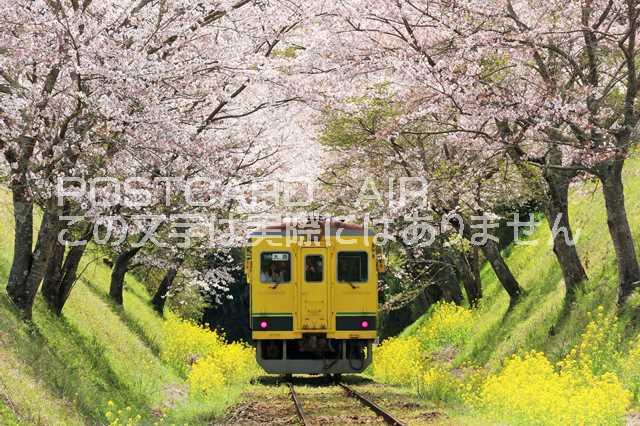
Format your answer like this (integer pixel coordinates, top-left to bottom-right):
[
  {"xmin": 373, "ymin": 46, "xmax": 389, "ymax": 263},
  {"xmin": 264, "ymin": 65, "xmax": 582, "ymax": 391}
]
[
  {"xmin": 42, "ymin": 224, "xmax": 93, "ymax": 315},
  {"xmin": 24, "ymin": 209, "xmax": 60, "ymax": 304},
  {"xmin": 54, "ymin": 244, "xmax": 89, "ymax": 315},
  {"xmin": 41, "ymin": 241, "xmax": 65, "ymax": 309},
  {"xmin": 451, "ymin": 250, "xmax": 482, "ymax": 307},
  {"xmin": 439, "ymin": 264, "xmax": 464, "ymax": 305},
  {"xmin": 151, "ymin": 264, "xmax": 180, "ymax": 314},
  {"xmin": 7, "ymin": 198, "xmax": 60, "ymax": 319},
  {"xmin": 449, "ymin": 213, "xmax": 521, "ymax": 307},
  {"xmin": 6, "ymin": 189, "xmax": 34, "ymax": 311},
  {"xmin": 543, "ymin": 166, "xmax": 588, "ymax": 307},
  {"xmin": 507, "ymin": 140, "xmax": 587, "ymax": 310},
  {"xmin": 471, "ymin": 247, "xmax": 481, "ymax": 294},
  {"xmin": 481, "ymin": 239, "xmax": 522, "ymax": 307},
  {"xmin": 109, "ymin": 246, "xmax": 142, "ymax": 305},
  {"xmin": 598, "ymin": 159, "xmax": 640, "ymax": 305}
]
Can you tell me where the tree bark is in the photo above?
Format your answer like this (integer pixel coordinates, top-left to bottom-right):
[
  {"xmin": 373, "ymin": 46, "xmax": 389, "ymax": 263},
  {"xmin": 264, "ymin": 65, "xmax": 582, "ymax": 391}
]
[
  {"xmin": 449, "ymin": 213, "xmax": 521, "ymax": 307},
  {"xmin": 508, "ymin": 141, "xmax": 588, "ymax": 309},
  {"xmin": 24, "ymin": 209, "xmax": 60, "ymax": 304},
  {"xmin": 6, "ymin": 189, "xmax": 34, "ymax": 311},
  {"xmin": 151, "ymin": 264, "xmax": 181, "ymax": 314},
  {"xmin": 543, "ymin": 165, "xmax": 588, "ymax": 306},
  {"xmin": 439, "ymin": 264, "xmax": 464, "ymax": 305},
  {"xmin": 507, "ymin": 141, "xmax": 587, "ymax": 309},
  {"xmin": 481, "ymin": 239, "xmax": 522, "ymax": 307},
  {"xmin": 471, "ymin": 247, "xmax": 481, "ymax": 294},
  {"xmin": 598, "ymin": 159, "xmax": 640, "ymax": 304},
  {"xmin": 42, "ymin": 224, "xmax": 93, "ymax": 315},
  {"xmin": 451, "ymin": 250, "xmax": 482, "ymax": 307},
  {"xmin": 41, "ymin": 241, "xmax": 65, "ymax": 308},
  {"xmin": 109, "ymin": 246, "xmax": 142, "ymax": 305},
  {"xmin": 7, "ymin": 197, "xmax": 60, "ymax": 319},
  {"xmin": 54, "ymin": 244, "xmax": 89, "ymax": 315}
]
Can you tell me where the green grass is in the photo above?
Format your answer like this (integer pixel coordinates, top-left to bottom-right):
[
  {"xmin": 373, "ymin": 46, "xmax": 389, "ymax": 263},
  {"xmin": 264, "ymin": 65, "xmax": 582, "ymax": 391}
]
[
  {"xmin": 0, "ymin": 188, "xmax": 236, "ymax": 425},
  {"xmin": 0, "ymin": 400, "xmax": 20, "ymax": 426},
  {"xmin": 402, "ymin": 157, "xmax": 640, "ymax": 371}
]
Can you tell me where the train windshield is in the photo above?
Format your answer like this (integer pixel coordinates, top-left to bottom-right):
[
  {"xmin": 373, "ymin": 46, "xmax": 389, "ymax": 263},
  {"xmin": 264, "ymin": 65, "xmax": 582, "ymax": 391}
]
[
  {"xmin": 260, "ymin": 252, "xmax": 292, "ymax": 283},
  {"xmin": 305, "ymin": 255, "xmax": 323, "ymax": 282},
  {"xmin": 337, "ymin": 251, "xmax": 368, "ymax": 283}
]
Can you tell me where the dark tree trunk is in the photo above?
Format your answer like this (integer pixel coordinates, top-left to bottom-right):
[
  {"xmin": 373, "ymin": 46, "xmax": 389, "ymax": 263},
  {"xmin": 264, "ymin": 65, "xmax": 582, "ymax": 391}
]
[
  {"xmin": 151, "ymin": 264, "xmax": 180, "ymax": 314},
  {"xmin": 451, "ymin": 212, "xmax": 522, "ymax": 308},
  {"xmin": 471, "ymin": 247, "xmax": 481, "ymax": 293},
  {"xmin": 42, "ymin": 224, "xmax": 93, "ymax": 315},
  {"xmin": 41, "ymin": 241, "xmax": 65, "ymax": 308},
  {"xmin": 598, "ymin": 159, "xmax": 640, "ymax": 304},
  {"xmin": 24, "ymin": 209, "xmax": 60, "ymax": 303},
  {"xmin": 53, "ymin": 244, "xmax": 89, "ymax": 315},
  {"xmin": 6, "ymin": 189, "xmax": 34, "ymax": 311},
  {"xmin": 451, "ymin": 250, "xmax": 482, "ymax": 307},
  {"xmin": 109, "ymin": 246, "xmax": 142, "ymax": 305},
  {"xmin": 440, "ymin": 264, "xmax": 464, "ymax": 305},
  {"xmin": 543, "ymin": 165, "xmax": 588, "ymax": 307},
  {"xmin": 449, "ymin": 213, "xmax": 521, "ymax": 307},
  {"xmin": 507, "ymin": 140, "xmax": 587, "ymax": 310},
  {"xmin": 7, "ymin": 198, "xmax": 60, "ymax": 319},
  {"xmin": 481, "ymin": 239, "xmax": 522, "ymax": 307}
]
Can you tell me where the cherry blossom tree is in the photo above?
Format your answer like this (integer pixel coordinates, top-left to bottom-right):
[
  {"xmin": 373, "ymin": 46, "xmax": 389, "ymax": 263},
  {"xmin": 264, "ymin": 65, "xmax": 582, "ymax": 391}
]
[
  {"xmin": 5, "ymin": 0, "xmax": 640, "ymax": 322},
  {"xmin": 0, "ymin": 0, "xmax": 307, "ymax": 318},
  {"xmin": 288, "ymin": 0, "xmax": 640, "ymax": 309},
  {"xmin": 315, "ymin": 90, "xmax": 533, "ymax": 307},
  {"xmin": 486, "ymin": 0, "xmax": 640, "ymax": 306}
]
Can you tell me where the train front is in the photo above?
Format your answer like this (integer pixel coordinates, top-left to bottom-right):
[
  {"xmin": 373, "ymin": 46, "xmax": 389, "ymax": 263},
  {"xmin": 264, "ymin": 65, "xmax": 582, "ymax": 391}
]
[{"xmin": 244, "ymin": 221, "xmax": 383, "ymax": 375}]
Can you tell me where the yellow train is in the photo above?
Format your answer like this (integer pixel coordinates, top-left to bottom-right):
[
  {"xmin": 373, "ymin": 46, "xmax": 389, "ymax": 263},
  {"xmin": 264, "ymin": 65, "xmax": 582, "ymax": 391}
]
[{"xmin": 244, "ymin": 220, "xmax": 384, "ymax": 375}]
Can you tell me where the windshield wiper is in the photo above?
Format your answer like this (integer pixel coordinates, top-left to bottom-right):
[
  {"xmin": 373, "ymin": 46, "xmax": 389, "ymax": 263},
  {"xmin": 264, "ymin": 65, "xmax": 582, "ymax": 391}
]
[{"xmin": 347, "ymin": 281, "xmax": 357, "ymax": 289}]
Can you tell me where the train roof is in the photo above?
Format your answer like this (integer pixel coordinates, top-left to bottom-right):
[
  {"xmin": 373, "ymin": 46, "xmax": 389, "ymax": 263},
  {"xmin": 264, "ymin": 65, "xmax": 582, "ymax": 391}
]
[{"xmin": 247, "ymin": 219, "xmax": 375, "ymax": 237}]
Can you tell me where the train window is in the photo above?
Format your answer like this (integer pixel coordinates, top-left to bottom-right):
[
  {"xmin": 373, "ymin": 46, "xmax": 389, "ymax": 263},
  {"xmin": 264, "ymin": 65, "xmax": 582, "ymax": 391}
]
[
  {"xmin": 337, "ymin": 251, "xmax": 368, "ymax": 283},
  {"xmin": 260, "ymin": 252, "xmax": 291, "ymax": 283},
  {"xmin": 304, "ymin": 255, "xmax": 323, "ymax": 282}
]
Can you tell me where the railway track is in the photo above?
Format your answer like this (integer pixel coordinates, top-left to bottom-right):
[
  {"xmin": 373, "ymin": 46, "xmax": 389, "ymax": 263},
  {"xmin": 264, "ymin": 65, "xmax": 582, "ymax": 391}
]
[
  {"xmin": 288, "ymin": 380, "xmax": 406, "ymax": 426},
  {"xmin": 288, "ymin": 383, "xmax": 310, "ymax": 425}
]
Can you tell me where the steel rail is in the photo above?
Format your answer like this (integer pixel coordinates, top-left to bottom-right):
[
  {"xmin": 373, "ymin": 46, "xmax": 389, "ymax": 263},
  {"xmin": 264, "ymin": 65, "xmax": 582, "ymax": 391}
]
[
  {"xmin": 338, "ymin": 383, "xmax": 406, "ymax": 426},
  {"xmin": 289, "ymin": 383, "xmax": 309, "ymax": 426}
]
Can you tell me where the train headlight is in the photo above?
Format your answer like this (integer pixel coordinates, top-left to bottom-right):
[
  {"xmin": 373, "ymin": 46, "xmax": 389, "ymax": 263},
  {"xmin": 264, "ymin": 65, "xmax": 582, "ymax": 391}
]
[
  {"xmin": 260, "ymin": 321, "xmax": 268, "ymax": 329},
  {"xmin": 361, "ymin": 320, "xmax": 369, "ymax": 328}
]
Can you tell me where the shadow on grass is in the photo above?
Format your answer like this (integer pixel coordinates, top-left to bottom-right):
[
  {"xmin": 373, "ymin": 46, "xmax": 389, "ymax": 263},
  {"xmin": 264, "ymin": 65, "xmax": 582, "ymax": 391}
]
[
  {"xmin": 82, "ymin": 278, "xmax": 162, "ymax": 355},
  {"xmin": 0, "ymin": 294, "xmax": 151, "ymax": 424}
]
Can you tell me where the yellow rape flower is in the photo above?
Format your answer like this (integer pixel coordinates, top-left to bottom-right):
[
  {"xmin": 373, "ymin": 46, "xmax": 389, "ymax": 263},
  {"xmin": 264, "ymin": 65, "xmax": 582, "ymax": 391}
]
[{"xmin": 162, "ymin": 315, "xmax": 261, "ymax": 397}]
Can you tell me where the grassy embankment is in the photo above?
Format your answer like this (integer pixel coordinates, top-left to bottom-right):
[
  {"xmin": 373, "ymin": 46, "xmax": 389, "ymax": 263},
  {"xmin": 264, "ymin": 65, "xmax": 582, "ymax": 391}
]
[
  {"xmin": 0, "ymin": 188, "xmax": 250, "ymax": 425},
  {"xmin": 457, "ymin": 158, "xmax": 640, "ymax": 367},
  {"xmin": 403, "ymin": 158, "xmax": 640, "ymax": 364},
  {"xmin": 375, "ymin": 158, "xmax": 640, "ymax": 424}
]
